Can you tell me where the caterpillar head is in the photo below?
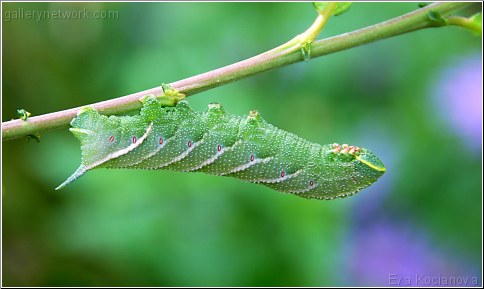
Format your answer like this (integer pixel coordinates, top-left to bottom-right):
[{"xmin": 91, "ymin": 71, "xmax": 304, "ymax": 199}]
[
  {"xmin": 316, "ymin": 143, "xmax": 386, "ymax": 199},
  {"xmin": 331, "ymin": 143, "xmax": 385, "ymax": 173}
]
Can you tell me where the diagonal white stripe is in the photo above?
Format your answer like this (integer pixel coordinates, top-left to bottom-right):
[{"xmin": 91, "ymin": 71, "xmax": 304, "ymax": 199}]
[
  {"xmin": 126, "ymin": 134, "xmax": 175, "ymax": 167},
  {"xmin": 184, "ymin": 140, "xmax": 242, "ymax": 172},
  {"xmin": 220, "ymin": 157, "xmax": 273, "ymax": 176},
  {"xmin": 83, "ymin": 122, "xmax": 153, "ymax": 171},
  {"xmin": 254, "ymin": 170, "xmax": 302, "ymax": 183},
  {"xmin": 70, "ymin": 128, "xmax": 94, "ymax": 135},
  {"xmin": 153, "ymin": 138, "xmax": 204, "ymax": 169}
]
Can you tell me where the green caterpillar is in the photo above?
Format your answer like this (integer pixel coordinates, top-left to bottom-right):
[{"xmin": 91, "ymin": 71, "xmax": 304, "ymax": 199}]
[{"xmin": 57, "ymin": 95, "xmax": 386, "ymax": 200}]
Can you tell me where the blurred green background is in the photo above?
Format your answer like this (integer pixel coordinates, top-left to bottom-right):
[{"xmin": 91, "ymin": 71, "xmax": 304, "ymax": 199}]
[{"xmin": 2, "ymin": 2, "xmax": 482, "ymax": 286}]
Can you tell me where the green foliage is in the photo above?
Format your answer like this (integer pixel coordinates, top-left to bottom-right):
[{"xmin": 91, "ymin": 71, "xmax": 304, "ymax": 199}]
[
  {"xmin": 418, "ymin": 2, "xmax": 431, "ymax": 8},
  {"xmin": 332, "ymin": 2, "xmax": 352, "ymax": 16},
  {"xmin": 471, "ymin": 12, "xmax": 482, "ymax": 25},
  {"xmin": 470, "ymin": 12, "xmax": 482, "ymax": 34},
  {"xmin": 26, "ymin": 133, "xmax": 41, "ymax": 143},
  {"xmin": 313, "ymin": 2, "xmax": 352, "ymax": 16},
  {"xmin": 428, "ymin": 9, "xmax": 482, "ymax": 35},
  {"xmin": 428, "ymin": 10, "xmax": 448, "ymax": 26},
  {"xmin": 160, "ymin": 83, "xmax": 185, "ymax": 99},
  {"xmin": 301, "ymin": 42, "xmax": 311, "ymax": 61},
  {"xmin": 16, "ymin": 108, "xmax": 31, "ymax": 120}
]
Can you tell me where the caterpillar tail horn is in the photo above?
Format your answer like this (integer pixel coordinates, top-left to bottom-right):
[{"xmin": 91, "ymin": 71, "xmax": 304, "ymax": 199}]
[{"xmin": 55, "ymin": 166, "xmax": 88, "ymax": 190}]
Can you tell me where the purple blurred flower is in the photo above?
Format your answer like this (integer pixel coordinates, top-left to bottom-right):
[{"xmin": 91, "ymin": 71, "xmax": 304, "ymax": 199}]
[
  {"xmin": 340, "ymin": 54, "xmax": 483, "ymax": 287},
  {"xmin": 345, "ymin": 220, "xmax": 481, "ymax": 286},
  {"xmin": 433, "ymin": 54, "xmax": 482, "ymax": 153}
]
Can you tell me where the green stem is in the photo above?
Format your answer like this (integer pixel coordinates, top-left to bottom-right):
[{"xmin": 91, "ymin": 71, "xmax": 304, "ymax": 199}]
[
  {"xmin": 292, "ymin": 2, "xmax": 337, "ymax": 53},
  {"xmin": 447, "ymin": 16, "xmax": 482, "ymax": 34},
  {"xmin": 1, "ymin": 2, "xmax": 473, "ymax": 141},
  {"xmin": 265, "ymin": 2, "xmax": 336, "ymax": 56}
]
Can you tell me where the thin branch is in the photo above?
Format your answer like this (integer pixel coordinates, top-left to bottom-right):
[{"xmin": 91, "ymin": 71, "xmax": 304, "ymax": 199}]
[
  {"xmin": 447, "ymin": 16, "xmax": 482, "ymax": 34},
  {"xmin": 1, "ymin": 2, "xmax": 473, "ymax": 141}
]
